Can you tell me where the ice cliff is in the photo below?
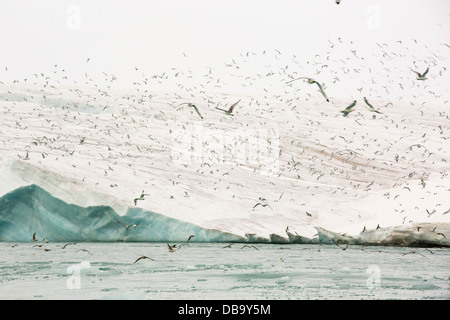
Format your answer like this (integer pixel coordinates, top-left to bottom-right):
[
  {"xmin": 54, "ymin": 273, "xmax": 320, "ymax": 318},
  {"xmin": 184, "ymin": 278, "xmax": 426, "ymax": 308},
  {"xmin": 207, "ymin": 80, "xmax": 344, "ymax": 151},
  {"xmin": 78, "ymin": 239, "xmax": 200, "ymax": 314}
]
[
  {"xmin": 1, "ymin": 184, "xmax": 448, "ymax": 246},
  {"xmin": 0, "ymin": 184, "xmax": 245, "ymax": 243}
]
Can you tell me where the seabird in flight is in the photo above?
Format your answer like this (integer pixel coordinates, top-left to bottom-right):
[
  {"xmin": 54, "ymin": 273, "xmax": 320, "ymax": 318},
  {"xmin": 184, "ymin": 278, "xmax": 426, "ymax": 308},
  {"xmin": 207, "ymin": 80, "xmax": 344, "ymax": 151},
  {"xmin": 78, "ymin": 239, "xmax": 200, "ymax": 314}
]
[
  {"xmin": 334, "ymin": 241, "xmax": 349, "ymax": 251},
  {"xmin": 252, "ymin": 202, "xmax": 272, "ymax": 210},
  {"xmin": 363, "ymin": 97, "xmax": 382, "ymax": 114},
  {"xmin": 286, "ymin": 77, "xmax": 329, "ymax": 102},
  {"xmin": 215, "ymin": 99, "xmax": 241, "ymax": 116},
  {"xmin": 241, "ymin": 244, "xmax": 259, "ymax": 250},
  {"xmin": 410, "ymin": 67, "xmax": 429, "ymax": 80},
  {"xmin": 134, "ymin": 256, "xmax": 155, "ymax": 263},
  {"xmin": 117, "ymin": 221, "xmax": 140, "ymax": 229},
  {"xmin": 179, "ymin": 103, "xmax": 204, "ymax": 119},
  {"xmin": 76, "ymin": 249, "xmax": 93, "ymax": 256},
  {"xmin": 134, "ymin": 190, "xmax": 150, "ymax": 206},
  {"xmin": 402, "ymin": 250, "xmax": 425, "ymax": 257},
  {"xmin": 62, "ymin": 242, "xmax": 77, "ymax": 249},
  {"xmin": 167, "ymin": 242, "xmax": 178, "ymax": 252},
  {"xmin": 340, "ymin": 100, "xmax": 357, "ymax": 117},
  {"xmin": 187, "ymin": 235, "xmax": 195, "ymax": 243}
]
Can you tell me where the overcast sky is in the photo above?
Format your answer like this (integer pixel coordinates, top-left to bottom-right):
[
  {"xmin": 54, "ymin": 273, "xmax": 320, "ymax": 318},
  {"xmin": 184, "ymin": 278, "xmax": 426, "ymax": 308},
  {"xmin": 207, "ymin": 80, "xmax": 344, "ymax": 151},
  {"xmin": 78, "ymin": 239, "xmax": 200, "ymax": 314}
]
[{"xmin": 0, "ymin": 0, "xmax": 449, "ymax": 98}]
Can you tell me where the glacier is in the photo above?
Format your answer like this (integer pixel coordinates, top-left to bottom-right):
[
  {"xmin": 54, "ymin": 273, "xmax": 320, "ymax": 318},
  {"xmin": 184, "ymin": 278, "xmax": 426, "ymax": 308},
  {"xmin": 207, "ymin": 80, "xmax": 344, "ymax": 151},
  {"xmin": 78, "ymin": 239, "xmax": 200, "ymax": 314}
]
[
  {"xmin": 0, "ymin": 38, "xmax": 449, "ymax": 247},
  {"xmin": 1, "ymin": 183, "xmax": 449, "ymax": 246},
  {"xmin": 0, "ymin": 184, "xmax": 245, "ymax": 243}
]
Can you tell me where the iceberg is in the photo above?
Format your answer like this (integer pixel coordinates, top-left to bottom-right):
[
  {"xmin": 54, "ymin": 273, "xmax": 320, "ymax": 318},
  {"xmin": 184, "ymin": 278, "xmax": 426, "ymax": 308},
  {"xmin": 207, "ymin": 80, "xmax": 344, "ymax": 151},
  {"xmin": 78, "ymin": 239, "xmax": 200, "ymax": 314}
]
[
  {"xmin": 0, "ymin": 184, "xmax": 245, "ymax": 243},
  {"xmin": 1, "ymin": 184, "xmax": 448, "ymax": 246}
]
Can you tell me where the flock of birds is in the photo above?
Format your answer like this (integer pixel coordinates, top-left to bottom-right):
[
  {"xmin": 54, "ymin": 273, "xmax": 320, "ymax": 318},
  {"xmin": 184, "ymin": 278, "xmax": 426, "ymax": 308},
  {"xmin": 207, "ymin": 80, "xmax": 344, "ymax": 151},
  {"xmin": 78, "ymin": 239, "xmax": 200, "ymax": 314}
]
[
  {"xmin": 26, "ymin": 231, "xmax": 197, "ymax": 262},
  {"xmin": 180, "ymin": 61, "xmax": 429, "ymax": 120},
  {"xmin": 161, "ymin": 62, "xmax": 431, "ymax": 122},
  {"xmin": 0, "ymin": 34, "xmax": 449, "ymax": 245},
  {"xmin": 19, "ymin": 228, "xmax": 443, "ymax": 263}
]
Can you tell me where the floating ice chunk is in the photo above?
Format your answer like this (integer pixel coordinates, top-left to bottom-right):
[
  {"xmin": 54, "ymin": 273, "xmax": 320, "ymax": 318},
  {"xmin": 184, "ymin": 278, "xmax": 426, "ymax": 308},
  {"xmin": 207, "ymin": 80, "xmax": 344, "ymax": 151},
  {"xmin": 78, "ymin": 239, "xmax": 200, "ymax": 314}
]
[{"xmin": 0, "ymin": 185, "xmax": 246, "ymax": 243}]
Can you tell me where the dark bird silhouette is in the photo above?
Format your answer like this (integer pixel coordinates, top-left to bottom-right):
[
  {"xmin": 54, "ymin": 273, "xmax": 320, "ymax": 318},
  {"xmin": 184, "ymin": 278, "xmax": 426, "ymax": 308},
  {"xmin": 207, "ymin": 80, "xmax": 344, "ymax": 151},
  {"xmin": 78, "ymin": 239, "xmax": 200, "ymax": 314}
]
[
  {"xmin": 402, "ymin": 250, "xmax": 425, "ymax": 257},
  {"xmin": 187, "ymin": 235, "xmax": 195, "ymax": 243},
  {"xmin": 335, "ymin": 242, "xmax": 349, "ymax": 251},
  {"xmin": 134, "ymin": 256, "xmax": 155, "ymax": 263},
  {"xmin": 76, "ymin": 249, "xmax": 93, "ymax": 255},
  {"xmin": 167, "ymin": 242, "xmax": 177, "ymax": 252},
  {"xmin": 241, "ymin": 244, "xmax": 259, "ymax": 250},
  {"xmin": 62, "ymin": 242, "xmax": 77, "ymax": 249}
]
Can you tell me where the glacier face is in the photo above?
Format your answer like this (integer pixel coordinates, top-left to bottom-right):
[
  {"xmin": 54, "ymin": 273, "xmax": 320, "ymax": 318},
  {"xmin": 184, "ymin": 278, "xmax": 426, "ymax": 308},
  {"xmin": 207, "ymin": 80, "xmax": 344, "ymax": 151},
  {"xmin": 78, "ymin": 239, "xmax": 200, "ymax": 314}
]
[
  {"xmin": 1, "ymin": 184, "xmax": 449, "ymax": 246},
  {"xmin": 0, "ymin": 185, "xmax": 245, "ymax": 243}
]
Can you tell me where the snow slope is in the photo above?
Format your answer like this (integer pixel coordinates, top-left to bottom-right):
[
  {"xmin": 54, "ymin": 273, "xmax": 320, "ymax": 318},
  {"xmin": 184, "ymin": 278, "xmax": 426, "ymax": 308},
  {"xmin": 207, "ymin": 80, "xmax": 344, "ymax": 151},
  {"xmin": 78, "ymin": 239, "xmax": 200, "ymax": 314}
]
[{"xmin": 0, "ymin": 41, "xmax": 449, "ymax": 246}]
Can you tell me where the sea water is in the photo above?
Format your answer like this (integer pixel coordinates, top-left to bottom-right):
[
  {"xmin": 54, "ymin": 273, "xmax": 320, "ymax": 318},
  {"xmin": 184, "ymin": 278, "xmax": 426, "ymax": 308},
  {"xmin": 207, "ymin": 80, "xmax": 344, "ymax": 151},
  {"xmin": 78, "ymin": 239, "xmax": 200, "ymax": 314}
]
[{"xmin": 0, "ymin": 242, "xmax": 448, "ymax": 300}]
